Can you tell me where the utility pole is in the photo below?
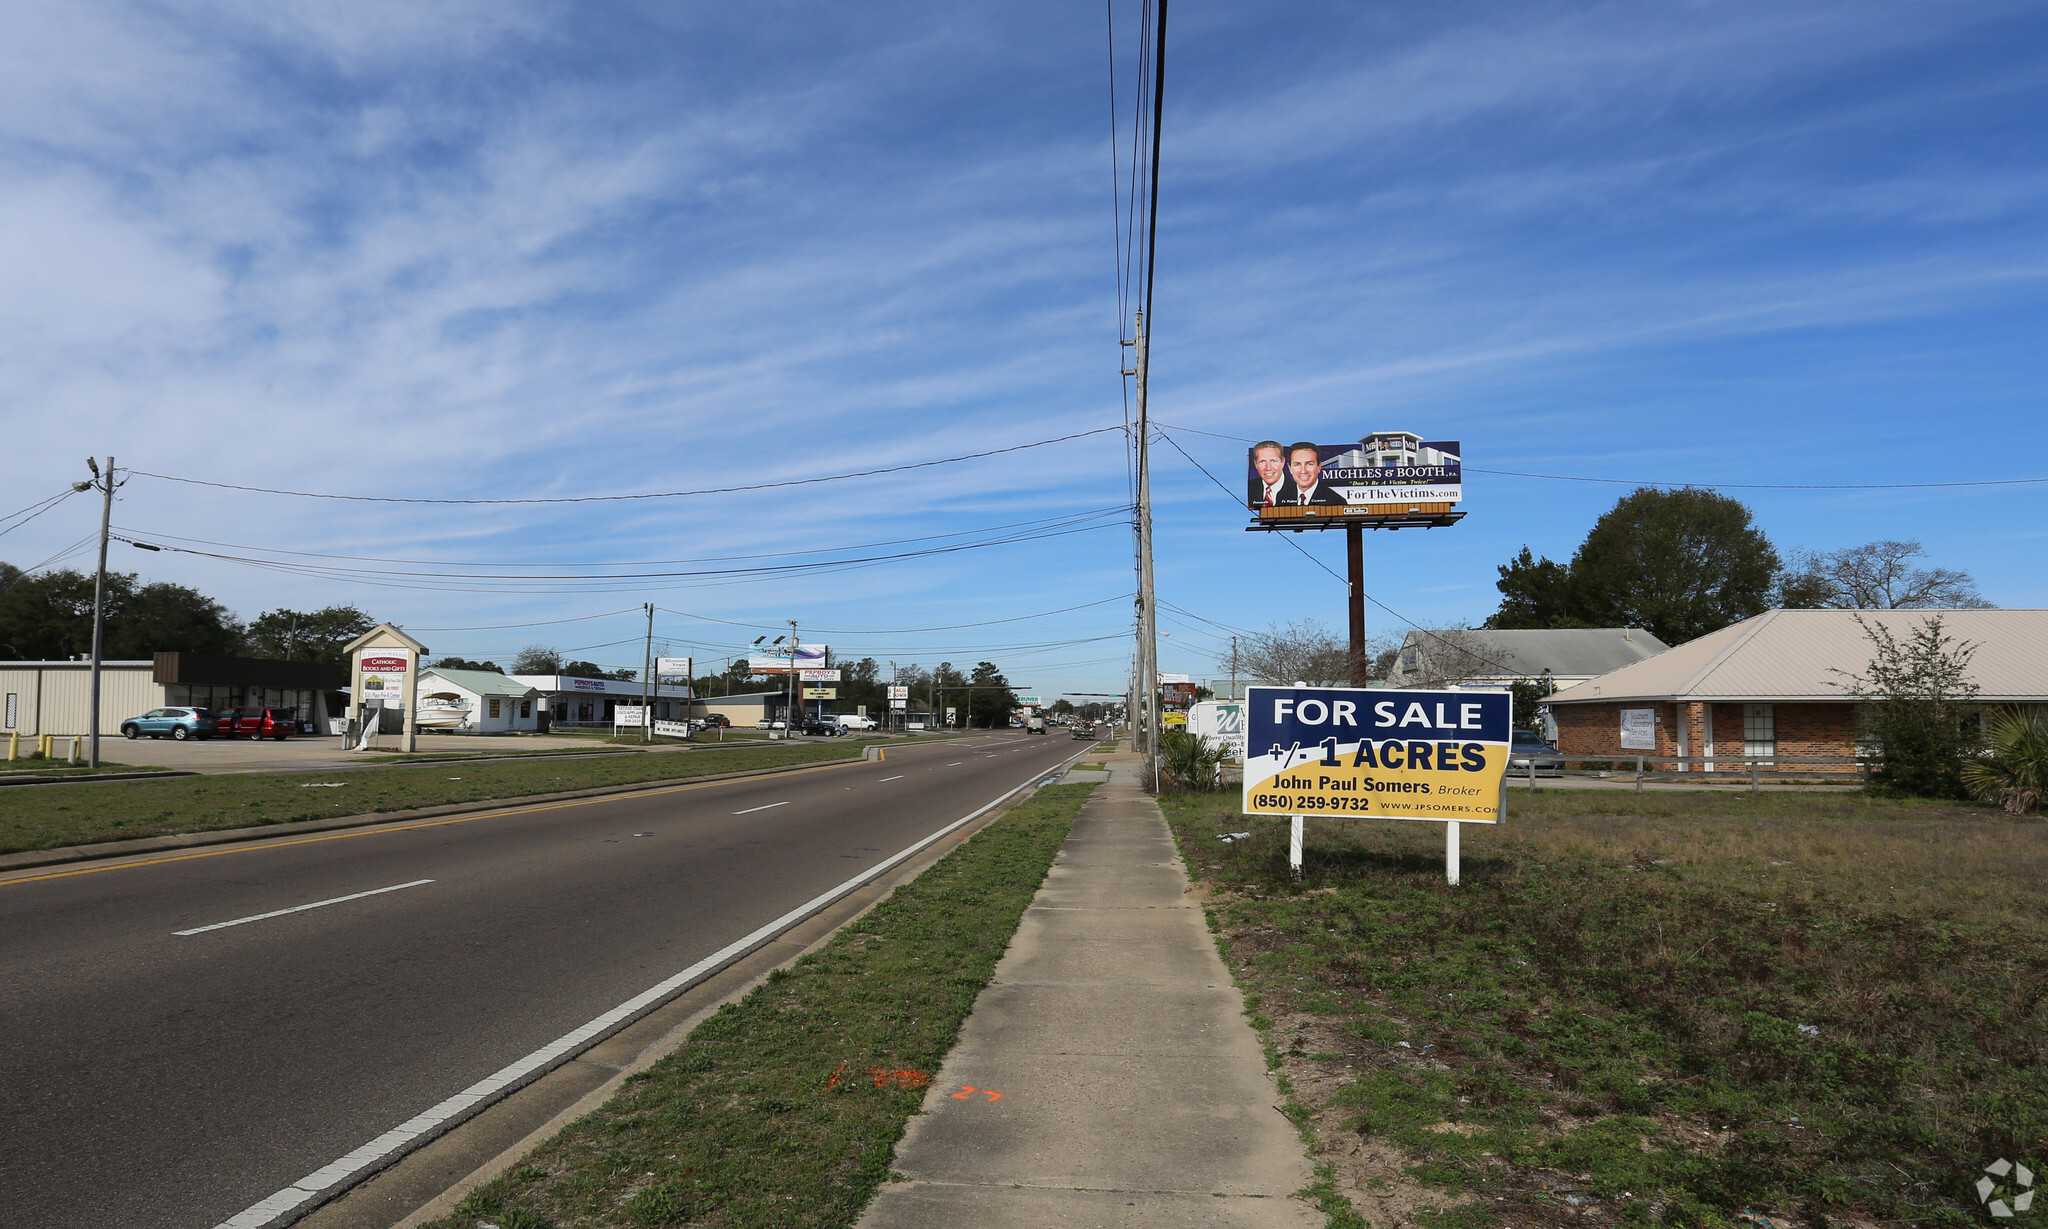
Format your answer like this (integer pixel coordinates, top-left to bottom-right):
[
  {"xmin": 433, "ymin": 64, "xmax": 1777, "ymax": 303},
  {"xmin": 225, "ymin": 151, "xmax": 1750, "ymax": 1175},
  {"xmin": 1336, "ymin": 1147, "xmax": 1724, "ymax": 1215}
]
[
  {"xmin": 1134, "ymin": 310, "xmax": 1159, "ymax": 791},
  {"xmin": 1127, "ymin": 0, "xmax": 1169, "ymax": 793},
  {"xmin": 640, "ymin": 603, "xmax": 655, "ymax": 742},
  {"xmin": 786, "ymin": 620, "xmax": 799, "ymax": 736},
  {"xmin": 1230, "ymin": 634, "xmax": 1239, "ymax": 701},
  {"xmin": 83, "ymin": 457, "xmax": 117, "ymax": 769}
]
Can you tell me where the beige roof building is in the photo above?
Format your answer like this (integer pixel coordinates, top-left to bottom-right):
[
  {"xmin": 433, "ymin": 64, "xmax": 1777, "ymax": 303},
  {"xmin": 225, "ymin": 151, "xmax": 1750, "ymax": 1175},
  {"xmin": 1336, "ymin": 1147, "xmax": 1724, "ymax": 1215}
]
[{"xmin": 1549, "ymin": 608, "xmax": 2048, "ymax": 705}]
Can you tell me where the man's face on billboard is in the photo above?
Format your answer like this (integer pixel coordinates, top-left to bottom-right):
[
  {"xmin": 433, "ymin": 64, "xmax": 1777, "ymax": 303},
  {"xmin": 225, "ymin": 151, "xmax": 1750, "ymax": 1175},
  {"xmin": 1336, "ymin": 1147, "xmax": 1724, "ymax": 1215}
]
[
  {"xmin": 1288, "ymin": 448, "xmax": 1323, "ymax": 490},
  {"xmin": 1253, "ymin": 446, "xmax": 1285, "ymax": 486}
]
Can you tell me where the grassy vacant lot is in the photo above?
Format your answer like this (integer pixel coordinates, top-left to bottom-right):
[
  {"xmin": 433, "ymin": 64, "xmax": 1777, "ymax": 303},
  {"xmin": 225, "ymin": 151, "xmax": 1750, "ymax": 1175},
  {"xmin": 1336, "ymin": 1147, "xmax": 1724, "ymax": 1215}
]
[
  {"xmin": 0, "ymin": 741, "xmax": 868, "ymax": 856},
  {"xmin": 422, "ymin": 782, "xmax": 1094, "ymax": 1229},
  {"xmin": 1162, "ymin": 788, "xmax": 2048, "ymax": 1229}
]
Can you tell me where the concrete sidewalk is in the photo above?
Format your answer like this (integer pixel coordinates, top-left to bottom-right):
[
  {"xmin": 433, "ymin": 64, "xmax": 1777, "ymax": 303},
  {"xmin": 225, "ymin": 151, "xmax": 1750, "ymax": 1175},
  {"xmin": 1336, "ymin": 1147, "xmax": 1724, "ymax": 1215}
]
[{"xmin": 860, "ymin": 752, "xmax": 1319, "ymax": 1229}]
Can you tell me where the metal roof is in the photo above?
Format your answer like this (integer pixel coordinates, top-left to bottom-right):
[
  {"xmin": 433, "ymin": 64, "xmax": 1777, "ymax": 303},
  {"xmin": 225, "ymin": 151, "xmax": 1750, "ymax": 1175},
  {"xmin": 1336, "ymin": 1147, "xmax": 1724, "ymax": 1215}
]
[
  {"xmin": 1396, "ymin": 627, "xmax": 1669, "ymax": 682},
  {"xmin": 1549, "ymin": 609, "xmax": 2048, "ymax": 704},
  {"xmin": 419, "ymin": 668, "xmax": 542, "ymax": 698}
]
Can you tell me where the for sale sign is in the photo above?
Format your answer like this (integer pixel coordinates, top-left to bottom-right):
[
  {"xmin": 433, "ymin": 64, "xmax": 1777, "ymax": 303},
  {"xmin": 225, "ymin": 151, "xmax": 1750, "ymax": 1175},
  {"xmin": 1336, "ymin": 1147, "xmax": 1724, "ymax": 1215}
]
[{"xmin": 1242, "ymin": 686, "xmax": 1510, "ymax": 823}]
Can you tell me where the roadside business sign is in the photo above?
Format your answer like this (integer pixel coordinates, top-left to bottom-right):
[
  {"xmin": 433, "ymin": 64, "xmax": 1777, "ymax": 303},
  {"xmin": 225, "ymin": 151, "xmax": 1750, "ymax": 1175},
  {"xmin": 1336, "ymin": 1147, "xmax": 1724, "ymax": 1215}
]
[
  {"xmin": 359, "ymin": 651, "xmax": 411, "ymax": 703},
  {"xmin": 799, "ymin": 668, "xmax": 841, "ymax": 682},
  {"xmin": 1242, "ymin": 686, "xmax": 1510, "ymax": 824},
  {"xmin": 888, "ymin": 685, "xmax": 909, "ymax": 700},
  {"xmin": 890, "ymin": 699, "xmax": 907, "ymax": 709},
  {"xmin": 655, "ymin": 657, "xmax": 692, "ymax": 679},
  {"xmin": 803, "ymin": 686, "xmax": 837, "ymax": 699}
]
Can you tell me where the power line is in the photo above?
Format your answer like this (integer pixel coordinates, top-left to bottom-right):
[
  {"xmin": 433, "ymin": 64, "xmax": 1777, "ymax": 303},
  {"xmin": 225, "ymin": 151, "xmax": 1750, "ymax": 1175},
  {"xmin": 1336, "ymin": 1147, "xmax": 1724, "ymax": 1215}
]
[
  {"xmin": 108, "ymin": 506, "xmax": 1129, "ymax": 570},
  {"xmin": 128, "ymin": 426, "xmax": 1125, "ymax": 505},
  {"xmin": 1151, "ymin": 421, "xmax": 2048, "ymax": 491},
  {"xmin": 0, "ymin": 488, "xmax": 81, "ymax": 541},
  {"xmin": 657, "ymin": 593, "xmax": 1133, "ymax": 636}
]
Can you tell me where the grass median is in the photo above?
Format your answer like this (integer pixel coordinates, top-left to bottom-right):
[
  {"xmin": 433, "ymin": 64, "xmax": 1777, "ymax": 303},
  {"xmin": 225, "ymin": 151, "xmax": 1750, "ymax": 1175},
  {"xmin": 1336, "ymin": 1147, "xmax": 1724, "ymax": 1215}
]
[
  {"xmin": 421, "ymin": 781, "xmax": 1093, "ymax": 1229},
  {"xmin": 1163, "ymin": 787, "xmax": 2048, "ymax": 1229},
  {"xmin": 0, "ymin": 741, "xmax": 871, "ymax": 856}
]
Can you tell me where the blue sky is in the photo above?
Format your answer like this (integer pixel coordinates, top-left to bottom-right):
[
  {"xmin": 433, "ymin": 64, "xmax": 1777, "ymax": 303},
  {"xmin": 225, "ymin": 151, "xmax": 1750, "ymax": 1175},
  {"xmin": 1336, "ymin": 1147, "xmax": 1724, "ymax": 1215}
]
[{"xmin": 3, "ymin": 0, "xmax": 2045, "ymax": 697}]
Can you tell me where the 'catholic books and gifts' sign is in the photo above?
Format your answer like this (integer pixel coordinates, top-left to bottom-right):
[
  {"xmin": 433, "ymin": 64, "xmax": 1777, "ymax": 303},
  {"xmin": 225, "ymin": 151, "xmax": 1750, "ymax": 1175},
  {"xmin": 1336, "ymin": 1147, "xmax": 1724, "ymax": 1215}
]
[{"xmin": 1242, "ymin": 686, "xmax": 1512, "ymax": 823}]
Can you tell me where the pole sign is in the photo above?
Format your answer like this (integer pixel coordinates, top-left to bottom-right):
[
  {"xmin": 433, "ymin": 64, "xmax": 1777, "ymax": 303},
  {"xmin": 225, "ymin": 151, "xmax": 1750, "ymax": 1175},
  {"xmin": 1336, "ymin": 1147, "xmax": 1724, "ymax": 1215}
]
[
  {"xmin": 656, "ymin": 657, "xmax": 692, "ymax": 679},
  {"xmin": 1242, "ymin": 686, "xmax": 1510, "ymax": 823},
  {"xmin": 888, "ymin": 685, "xmax": 909, "ymax": 700}
]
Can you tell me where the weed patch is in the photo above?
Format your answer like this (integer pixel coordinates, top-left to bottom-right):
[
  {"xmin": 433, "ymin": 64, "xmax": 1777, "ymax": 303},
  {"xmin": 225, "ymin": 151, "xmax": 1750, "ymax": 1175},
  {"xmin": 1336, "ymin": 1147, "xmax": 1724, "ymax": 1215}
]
[
  {"xmin": 1163, "ymin": 789, "xmax": 2048, "ymax": 1228},
  {"xmin": 418, "ymin": 784, "xmax": 1093, "ymax": 1228}
]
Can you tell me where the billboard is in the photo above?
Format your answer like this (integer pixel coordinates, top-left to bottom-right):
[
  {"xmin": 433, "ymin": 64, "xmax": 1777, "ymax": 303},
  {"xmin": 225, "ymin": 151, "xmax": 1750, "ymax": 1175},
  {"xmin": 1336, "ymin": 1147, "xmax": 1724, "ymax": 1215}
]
[
  {"xmin": 748, "ymin": 645, "xmax": 829, "ymax": 673},
  {"xmin": 1245, "ymin": 433, "xmax": 1461, "ymax": 510},
  {"xmin": 655, "ymin": 656, "xmax": 692, "ymax": 679},
  {"xmin": 1242, "ymin": 686, "xmax": 1509, "ymax": 823}
]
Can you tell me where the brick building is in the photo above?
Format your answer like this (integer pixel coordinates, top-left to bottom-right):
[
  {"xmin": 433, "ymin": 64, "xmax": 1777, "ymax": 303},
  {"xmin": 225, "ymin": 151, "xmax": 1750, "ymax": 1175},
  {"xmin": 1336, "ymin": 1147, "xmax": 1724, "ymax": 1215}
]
[{"xmin": 1548, "ymin": 608, "xmax": 2048, "ymax": 775}]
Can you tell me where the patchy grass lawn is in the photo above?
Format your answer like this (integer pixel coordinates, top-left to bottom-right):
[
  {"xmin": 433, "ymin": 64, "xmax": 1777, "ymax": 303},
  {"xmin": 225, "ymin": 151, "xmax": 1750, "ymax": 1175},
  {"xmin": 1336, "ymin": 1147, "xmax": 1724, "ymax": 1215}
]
[
  {"xmin": 0, "ymin": 742, "xmax": 868, "ymax": 856},
  {"xmin": 1163, "ymin": 788, "xmax": 2048, "ymax": 1229},
  {"xmin": 420, "ymin": 783, "xmax": 1094, "ymax": 1229}
]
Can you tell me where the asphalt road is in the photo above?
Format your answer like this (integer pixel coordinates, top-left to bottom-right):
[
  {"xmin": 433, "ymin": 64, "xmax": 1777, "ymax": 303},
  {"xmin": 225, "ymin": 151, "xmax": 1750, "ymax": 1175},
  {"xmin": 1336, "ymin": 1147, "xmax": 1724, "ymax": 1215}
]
[{"xmin": 0, "ymin": 731, "xmax": 1085, "ymax": 1228}]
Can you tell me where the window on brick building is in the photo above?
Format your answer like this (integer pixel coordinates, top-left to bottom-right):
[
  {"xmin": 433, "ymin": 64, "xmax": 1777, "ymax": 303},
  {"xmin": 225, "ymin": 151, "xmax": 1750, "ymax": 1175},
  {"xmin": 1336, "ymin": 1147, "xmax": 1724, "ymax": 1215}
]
[
  {"xmin": 1854, "ymin": 704, "xmax": 1881, "ymax": 760},
  {"xmin": 1743, "ymin": 703, "xmax": 1775, "ymax": 766}
]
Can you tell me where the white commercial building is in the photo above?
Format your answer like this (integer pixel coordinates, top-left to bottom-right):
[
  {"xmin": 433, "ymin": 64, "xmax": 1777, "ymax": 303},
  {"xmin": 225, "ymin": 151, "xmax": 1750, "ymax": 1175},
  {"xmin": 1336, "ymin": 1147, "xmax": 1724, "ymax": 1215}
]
[{"xmin": 509, "ymin": 675, "xmax": 692, "ymax": 730}]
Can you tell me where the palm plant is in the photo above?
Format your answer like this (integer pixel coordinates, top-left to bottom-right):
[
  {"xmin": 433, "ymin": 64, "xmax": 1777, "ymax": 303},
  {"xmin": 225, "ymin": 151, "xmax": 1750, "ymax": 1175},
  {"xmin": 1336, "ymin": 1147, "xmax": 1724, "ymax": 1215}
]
[
  {"xmin": 1159, "ymin": 730, "xmax": 1230, "ymax": 793},
  {"xmin": 1961, "ymin": 707, "xmax": 2048, "ymax": 815}
]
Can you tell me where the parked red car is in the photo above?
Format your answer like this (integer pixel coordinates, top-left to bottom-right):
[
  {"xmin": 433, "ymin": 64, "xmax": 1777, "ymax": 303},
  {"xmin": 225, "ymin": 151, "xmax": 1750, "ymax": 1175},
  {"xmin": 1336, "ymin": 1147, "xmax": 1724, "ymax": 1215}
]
[{"xmin": 217, "ymin": 706, "xmax": 298, "ymax": 740}]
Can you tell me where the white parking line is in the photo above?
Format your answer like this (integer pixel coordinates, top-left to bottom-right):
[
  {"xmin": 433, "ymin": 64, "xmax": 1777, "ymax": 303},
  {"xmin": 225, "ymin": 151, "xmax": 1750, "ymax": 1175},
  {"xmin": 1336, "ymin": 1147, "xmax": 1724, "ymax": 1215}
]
[
  {"xmin": 947, "ymin": 761, "xmax": 963, "ymax": 766},
  {"xmin": 879, "ymin": 775, "xmax": 904, "ymax": 782},
  {"xmin": 212, "ymin": 743, "xmax": 1099, "ymax": 1229},
  {"xmin": 732, "ymin": 802, "xmax": 788, "ymax": 815},
  {"xmin": 174, "ymin": 880, "xmax": 435, "ymax": 936}
]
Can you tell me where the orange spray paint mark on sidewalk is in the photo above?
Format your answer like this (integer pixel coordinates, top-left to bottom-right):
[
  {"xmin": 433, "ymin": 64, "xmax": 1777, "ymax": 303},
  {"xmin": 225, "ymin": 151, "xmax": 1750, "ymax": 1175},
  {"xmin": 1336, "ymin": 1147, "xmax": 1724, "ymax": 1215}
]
[
  {"xmin": 949, "ymin": 1086, "xmax": 1002, "ymax": 1101},
  {"xmin": 869, "ymin": 1068, "xmax": 931, "ymax": 1089}
]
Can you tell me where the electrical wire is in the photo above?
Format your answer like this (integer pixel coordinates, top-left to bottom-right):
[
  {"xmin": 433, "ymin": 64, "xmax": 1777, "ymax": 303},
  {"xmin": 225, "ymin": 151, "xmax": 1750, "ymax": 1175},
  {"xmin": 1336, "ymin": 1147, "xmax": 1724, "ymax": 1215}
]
[
  {"xmin": 657, "ymin": 593, "xmax": 1134, "ymax": 636},
  {"xmin": 108, "ymin": 506, "xmax": 1128, "ymax": 569},
  {"xmin": 127, "ymin": 426, "xmax": 1125, "ymax": 505},
  {"xmin": 0, "ymin": 488, "xmax": 81, "ymax": 541},
  {"xmin": 109, "ymin": 516, "xmax": 1123, "ymax": 593}
]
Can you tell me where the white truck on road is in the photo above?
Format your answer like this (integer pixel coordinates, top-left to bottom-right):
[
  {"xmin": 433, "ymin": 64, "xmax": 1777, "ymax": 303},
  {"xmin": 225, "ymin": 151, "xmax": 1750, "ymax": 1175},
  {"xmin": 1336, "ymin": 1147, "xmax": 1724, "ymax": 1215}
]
[{"xmin": 835, "ymin": 714, "xmax": 878, "ymax": 731}]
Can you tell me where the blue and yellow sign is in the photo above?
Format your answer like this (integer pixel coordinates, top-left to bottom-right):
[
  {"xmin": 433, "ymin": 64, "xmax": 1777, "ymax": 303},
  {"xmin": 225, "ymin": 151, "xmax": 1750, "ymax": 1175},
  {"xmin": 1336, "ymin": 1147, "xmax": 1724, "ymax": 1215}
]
[{"xmin": 1241, "ymin": 686, "xmax": 1511, "ymax": 823}]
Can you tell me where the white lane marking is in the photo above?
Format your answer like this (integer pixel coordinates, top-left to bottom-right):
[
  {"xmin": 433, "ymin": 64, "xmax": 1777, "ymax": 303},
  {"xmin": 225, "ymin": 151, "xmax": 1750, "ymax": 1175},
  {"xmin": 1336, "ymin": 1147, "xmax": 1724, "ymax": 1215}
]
[
  {"xmin": 174, "ymin": 880, "xmax": 436, "ymax": 936},
  {"xmin": 213, "ymin": 744, "xmax": 1096, "ymax": 1229},
  {"xmin": 879, "ymin": 775, "xmax": 904, "ymax": 782},
  {"xmin": 732, "ymin": 802, "xmax": 789, "ymax": 815},
  {"xmin": 947, "ymin": 761, "xmax": 962, "ymax": 766}
]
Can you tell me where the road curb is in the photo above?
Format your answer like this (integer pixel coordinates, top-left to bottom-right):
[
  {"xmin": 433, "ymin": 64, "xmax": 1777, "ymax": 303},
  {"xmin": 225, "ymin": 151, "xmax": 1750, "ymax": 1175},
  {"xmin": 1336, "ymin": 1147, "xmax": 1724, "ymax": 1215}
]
[{"xmin": 0, "ymin": 753, "xmax": 872, "ymax": 876}]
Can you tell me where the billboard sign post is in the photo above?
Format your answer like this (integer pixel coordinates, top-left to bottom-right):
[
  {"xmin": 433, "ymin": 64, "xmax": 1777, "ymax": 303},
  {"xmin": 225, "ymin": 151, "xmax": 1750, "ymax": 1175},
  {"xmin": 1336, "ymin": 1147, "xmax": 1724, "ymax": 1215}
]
[{"xmin": 1243, "ymin": 685, "xmax": 1510, "ymax": 885}]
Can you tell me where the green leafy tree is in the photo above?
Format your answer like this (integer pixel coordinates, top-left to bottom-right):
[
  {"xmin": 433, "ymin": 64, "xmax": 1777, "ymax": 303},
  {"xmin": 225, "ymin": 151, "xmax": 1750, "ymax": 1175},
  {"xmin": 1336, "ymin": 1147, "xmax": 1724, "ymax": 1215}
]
[
  {"xmin": 1566, "ymin": 488, "xmax": 1779, "ymax": 645},
  {"xmin": 432, "ymin": 657, "xmax": 503, "ymax": 673},
  {"xmin": 1484, "ymin": 547, "xmax": 1583, "ymax": 630},
  {"xmin": 0, "ymin": 565, "xmax": 240, "ymax": 659},
  {"xmin": 835, "ymin": 657, "xmax": 886, "ymax": 716},
  {"xmin": 1832, "ymin": 615, "xmax": 1981, "ymax": 800},
  {"xmin": 965, "ymin": 661, "xmax": 1018, "ymax": 729},
  {"xmin": 1962, "ymin": 709, "xmax": 2048, "ymax": 814},
  {"xmin": 561, "ymin": 660, "xmax": 634, "ymax": 681},
  {"xmin": 243, "ymin": 605, "xmax": 376, "ymax": 664}
]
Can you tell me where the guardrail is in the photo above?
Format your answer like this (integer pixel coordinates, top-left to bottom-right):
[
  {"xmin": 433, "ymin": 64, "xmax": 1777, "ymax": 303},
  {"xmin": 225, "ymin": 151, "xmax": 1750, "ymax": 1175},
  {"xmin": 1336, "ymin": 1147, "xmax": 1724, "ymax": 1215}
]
[{"xmin": 1516, "ymin": 752, "xmax": 1871, "ymax": 792}]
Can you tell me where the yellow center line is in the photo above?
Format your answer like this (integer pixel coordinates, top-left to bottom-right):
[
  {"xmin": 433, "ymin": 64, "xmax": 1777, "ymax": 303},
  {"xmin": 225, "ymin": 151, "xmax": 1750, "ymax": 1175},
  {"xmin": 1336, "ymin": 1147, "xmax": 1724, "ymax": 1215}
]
[{"xmin": 0, "ymin": 758, "xmax": 869, "ymax": 889}]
